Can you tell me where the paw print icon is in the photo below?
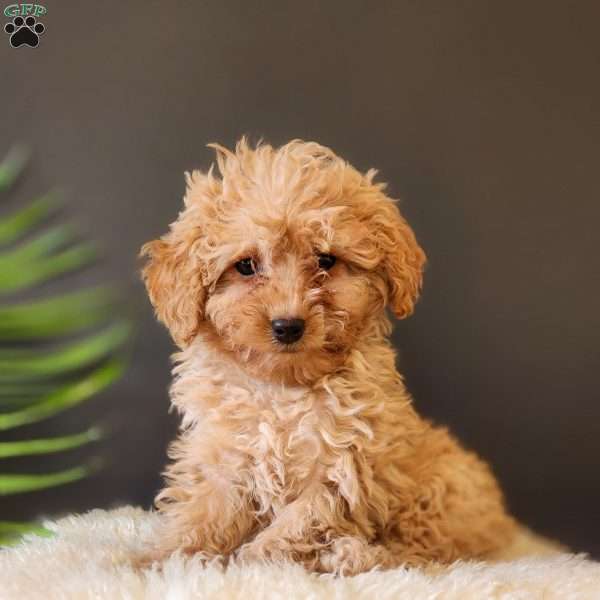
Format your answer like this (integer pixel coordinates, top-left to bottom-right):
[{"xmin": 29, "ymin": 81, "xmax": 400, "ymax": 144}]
[{"xmin": 4, "ymin": 15, "xmax": 45, "ymax": 48}]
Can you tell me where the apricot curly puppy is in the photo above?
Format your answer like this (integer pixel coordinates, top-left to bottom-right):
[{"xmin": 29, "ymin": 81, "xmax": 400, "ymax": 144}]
[{"xmin": 141, "ymin": 138, "xmax": 516, "ymax": 575}]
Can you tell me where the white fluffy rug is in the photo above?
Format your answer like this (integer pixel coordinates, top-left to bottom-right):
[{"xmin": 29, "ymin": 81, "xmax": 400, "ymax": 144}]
[{"xmin": 1, "ymin": 507, "xmax": 598, "ymax": 599}]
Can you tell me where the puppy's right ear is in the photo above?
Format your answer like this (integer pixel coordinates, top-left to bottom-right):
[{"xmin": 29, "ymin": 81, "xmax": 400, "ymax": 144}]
[{"xmin": 140, "ymin": 236, "xmax": 206, "ymax": 348}]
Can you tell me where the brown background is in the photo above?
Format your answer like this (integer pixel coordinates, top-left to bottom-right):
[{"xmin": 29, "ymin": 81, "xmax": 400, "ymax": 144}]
[{"xmin": 1, "ymin": 1, "xmax": 599, "ymax": 556}]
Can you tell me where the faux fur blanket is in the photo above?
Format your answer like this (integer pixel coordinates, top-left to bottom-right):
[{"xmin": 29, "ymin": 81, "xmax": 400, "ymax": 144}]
[{"xmin": 0, "ymin": 507, "xmax": 598, "ymax": 599}]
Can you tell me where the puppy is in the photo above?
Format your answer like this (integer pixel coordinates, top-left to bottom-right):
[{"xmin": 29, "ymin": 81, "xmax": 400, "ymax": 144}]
[{"xmin": 141, "ymin": 138, "xmax": 516, "ymax": 575}]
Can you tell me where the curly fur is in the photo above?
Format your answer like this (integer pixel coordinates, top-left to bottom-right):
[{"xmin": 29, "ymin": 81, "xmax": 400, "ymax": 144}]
[{"xmin": 140, "ymin": 138, "xmax": 517, "ymax": 575}]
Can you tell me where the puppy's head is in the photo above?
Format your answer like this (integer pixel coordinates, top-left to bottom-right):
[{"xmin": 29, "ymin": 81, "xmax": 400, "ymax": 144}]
[{"xmin": 141, "ymin": 139, "xmax": 425, "ymax": 384}]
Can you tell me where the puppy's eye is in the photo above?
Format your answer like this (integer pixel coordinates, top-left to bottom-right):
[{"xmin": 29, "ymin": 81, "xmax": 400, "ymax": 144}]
[
  {"xmin": 235, "ymin": 257, "xmax": 256, "ymax": 276},
  {"xmin": 317, "ymin": 254, "xmax": 336, "ymax": 271}
]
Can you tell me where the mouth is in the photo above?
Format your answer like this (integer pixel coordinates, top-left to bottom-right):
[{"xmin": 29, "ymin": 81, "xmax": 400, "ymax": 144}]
[
  {"xmin": 272, "ymin": 340, "xmax": 303, "ymax": 353},
  {"xmin": 278, "ymin": 345, "xmax": 302, "ymax": 353}
]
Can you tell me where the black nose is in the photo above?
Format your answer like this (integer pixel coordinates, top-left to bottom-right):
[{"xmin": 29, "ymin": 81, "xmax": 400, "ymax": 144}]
[{"xmin": 271, "ymin": 318, "xmax": 305, "ymax": 344}]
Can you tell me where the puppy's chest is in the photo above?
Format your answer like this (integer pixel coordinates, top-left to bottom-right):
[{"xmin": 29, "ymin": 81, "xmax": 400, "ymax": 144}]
[
  {"xmin": 232, "ymin": 386, "xmax": 321, "ymax": 460},
  {"xmin": 207, "ymin": 383, "xmax": 367, "ymax": 493}
]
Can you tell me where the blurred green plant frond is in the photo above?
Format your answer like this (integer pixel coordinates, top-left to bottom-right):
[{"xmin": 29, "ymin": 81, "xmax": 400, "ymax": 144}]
[
  {"xmin": 0, "ymin": 520, "xmax": 51, "ymax": 547},
  {"xmin": 0, "ymin": 146, "xmax": 132, "ymax": 546}
]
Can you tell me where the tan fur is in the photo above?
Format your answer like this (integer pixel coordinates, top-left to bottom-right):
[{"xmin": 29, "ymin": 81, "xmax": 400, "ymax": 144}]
[{"xmin": 140, "ymin": 138, "xmax": 517, "ymax": 575}]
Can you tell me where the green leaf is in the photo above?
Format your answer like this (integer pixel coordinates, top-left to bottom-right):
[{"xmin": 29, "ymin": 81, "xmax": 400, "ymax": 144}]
[
  {"xmin": 0, "ymin": 358, "xmax": 125, "ymax": 431},
  {"xmin": 0, "ymin": 383, "xmax": 56, "ymax": 395},
  {"xmin": 0, "ymin": 385, "xmax": 60, "ymax": 408},
  {"xmin": 0, "ymin": 225, "xmax": 75, "ymax": 265},
  {"xmin": 0, "ymin": 145, "xmax": 29, "ymax": 192},
  {"xmin": 0, "ymin": 521, "xmax": 50, "ymax": 535},
  {"xmin": 0, "ymin": 243, "xmax": 97, "ymax": 295},
  {"xmin": 0, "ymin": 192, "xmax": 60, "ymax": 245},
  {"xmin": 0, "ymin": 427, "xmax": 101, "ymax": 458},
  {"xmin": 0, "ymin": 321, "xmax": 130, "ymax": 381},
  {"xmin": 0, "ymin": 287, "xmax": 115, "ymax": 340},
  {"xmin": 0, "ymin": 151, "xmax": 132, "ymax": 532},
  {"xmin": 0, "ymin": 397, "xmax": 53, "ymax": 409},
  {"xmin": 0, "ymin": 465, "xmax": 92, "ymax": 495},
  {"xmin": 0, "ymin": 521, "xmax": 51, "ymax": 546}
]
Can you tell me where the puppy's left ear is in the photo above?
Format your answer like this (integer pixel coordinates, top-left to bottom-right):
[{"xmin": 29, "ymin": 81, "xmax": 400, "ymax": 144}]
[
  {"xmin": 377, "ymin": 201, "xmax": 426, "ymax": 319},
  {"xmin": 140, "ymin": 235, "xmax": 206, "ymax": 348}
]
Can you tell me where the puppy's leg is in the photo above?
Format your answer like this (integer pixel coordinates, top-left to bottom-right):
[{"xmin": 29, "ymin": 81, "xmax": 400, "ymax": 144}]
[
  {"xmin": 236, "ymin": 482, "xmax": 328, "ymax": 566},
  {"xmin": 237, "ymin": 513, "xmax": 391, "ymax": 575},
  {"xmin": 135, "ymin": 473, "xmax": 255, "ymax": 569},
  {"xmin": 162, "ymin": 479, "xmax": 254, "ymax": 553},
  {"xmin": 316, "ymin": 536, "xmax": 395, "ymax": 575},
  {"xmin": 236, "ymin": 482, "xmax": 388, "ymax": 574}
]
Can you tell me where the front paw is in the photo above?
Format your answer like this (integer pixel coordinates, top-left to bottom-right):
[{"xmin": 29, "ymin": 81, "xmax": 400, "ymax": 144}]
[
  {"xmin": 236, "ymin": 538, "xmax": 297, "ymax": 565},
  {"xmin": 317, "ymin": 537, "xmax": 392, "ymax": 575}
]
